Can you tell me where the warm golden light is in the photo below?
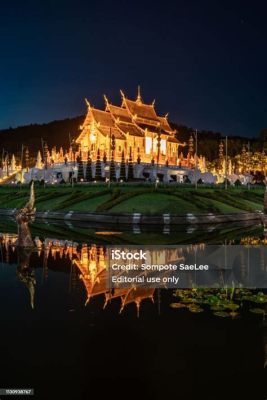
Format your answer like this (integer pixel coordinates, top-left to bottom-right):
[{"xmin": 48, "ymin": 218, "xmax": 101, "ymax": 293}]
[
  {"xmin": 74, "ymin": 90, "xmax": 181, "ymax": 165},
  {"xmin": 89, "ymin": 132, "xmax": 96, "ymax": 142}
]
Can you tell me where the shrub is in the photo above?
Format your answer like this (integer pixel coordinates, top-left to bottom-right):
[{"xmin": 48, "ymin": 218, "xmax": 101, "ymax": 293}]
[
  {"xmin": 85, "ymin": 152, "xmax": 93, "ymax": 182},
  {"xmin": 95, "ymin": 149, "xmax": 102, "ymax": 181},
  {"xmin": 128, "ymin": 148, "xmax": 134, "ymax": 180},
  {"xmin": 120, "ymin": 150, "xmax": 126, "ymax": 181},
  {"xmin": 77, "ymin": 155, "xmax": 84, "ymax": 182},
  {"xmin": 234, "ymin": 179, "xmax": 241, "ymax": 187}
]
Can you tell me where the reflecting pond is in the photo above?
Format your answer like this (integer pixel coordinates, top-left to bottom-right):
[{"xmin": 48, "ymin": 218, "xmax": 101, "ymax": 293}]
[{"xmin": 0, "ymin": 219, "xmax": 266, "ymax": 399}]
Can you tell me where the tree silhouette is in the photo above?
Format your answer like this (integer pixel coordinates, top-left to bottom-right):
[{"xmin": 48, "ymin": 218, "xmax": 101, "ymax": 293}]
[
  {"xmin": 128, "ymin": 147, "xmax": 134, "ymax": 180},
  {"xmin": 77, "ymin": 154, "xmax": 84, "ymax": 182},
  {"xmin": 85, "ymin": 151, "xmax": 92, "ymax": 182},
  {"xmin": 103, "ymin": 150, "xmax": 107, "ymax": 164},
  {"xmin": 95, "ymin": 148, "xmax": 102, "ymax": 180},
  {"xmin": 109, "ymin": 134, "xmax": 116, "ymax": 181},
  {"xmin": 120, "ymin": 150, "xmax": 126, "ymax": 180}
]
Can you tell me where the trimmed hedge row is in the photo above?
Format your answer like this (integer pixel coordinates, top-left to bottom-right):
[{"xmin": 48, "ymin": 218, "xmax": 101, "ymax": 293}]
[
  {"xmin": 0, "ymin": 186, "xmax": 263, "ymax": 213},
  {"xmin": 191, "ymin": 191, "xmax": 256, "ymax": 212},
  {"xmin": 96, "ymin": 189, "xmax": 153, "ymax": 212},
  {"xmin": 236, "ymin": 191, "xmax": 263, "ymax": 202},
  {"xmin": 172, "ymin": 191, "xmax": 221, "ymax": 213},
  {"xmin": 35, "ymin": 191, "xmax": 70, "ymax": 203},
  {"xmin": 52, "ymin": 189, "xmax": 111, "ymax": 211}
]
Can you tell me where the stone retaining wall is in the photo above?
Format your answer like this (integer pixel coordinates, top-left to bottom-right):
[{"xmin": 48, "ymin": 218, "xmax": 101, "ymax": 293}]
[{"xmin": 0, "ymin": 208, "xmax": 262, "ymax": 225}]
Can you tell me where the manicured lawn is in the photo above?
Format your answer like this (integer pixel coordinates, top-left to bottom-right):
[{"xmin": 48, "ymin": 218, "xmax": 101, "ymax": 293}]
[
  {"xmin": 0, "ymin": 184, "xmax": 264, "ymax": 214},
  {"xmin": 36, "ymin": 194, "xmax": 73, "ymax": 211},
  {"xmin": 109, "ymin": 193, "xmax": 201, "ymax": 214},
  {"xmin": 65, "ymin": 194, "xmax": 112, "ymax": 212}
]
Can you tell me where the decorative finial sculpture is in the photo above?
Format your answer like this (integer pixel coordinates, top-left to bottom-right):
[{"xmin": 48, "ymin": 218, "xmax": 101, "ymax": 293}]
[
  {"xmin": 103, "ymin": 94, "xmax": 108, "ymax": 105},
  {"xmin": 136, "ymin": 85, "xmax": 142, "ymax": 104},
  {"xmin": 15, "ymin": 181, "xmax": 36, "ymax": 248},
  {"xmin": 15, "ymin": 181, "xmax": 36, "ymax": 308},
  {"xmin": 17, "ymin": 248, "xmax": 36, "ymax": 309},
  {"xmin": 85, "ymin": 98, "xmax": 91, "ymax": 108}
]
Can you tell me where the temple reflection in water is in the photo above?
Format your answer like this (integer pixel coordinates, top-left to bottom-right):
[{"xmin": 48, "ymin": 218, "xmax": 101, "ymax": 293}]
[
  {"xmin": 1, "ymin": 230, "xmax": 267, "ymax": 375},
  {"xmin": 0, "ymin": 233, "xmax": 166, "ymax": 314},
  {"xmin": 2, "ymin": 231, "xmax": 267, "ymax": 313},
  {"xmin": 0, "ymin": 232, "xmax": 206, "ymax": 314}
]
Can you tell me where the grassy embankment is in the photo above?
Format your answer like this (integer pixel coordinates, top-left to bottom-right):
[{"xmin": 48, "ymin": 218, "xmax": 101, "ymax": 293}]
[{"xmin": 0, "ymin": 184, "xmax": 264, "ymax": 215}]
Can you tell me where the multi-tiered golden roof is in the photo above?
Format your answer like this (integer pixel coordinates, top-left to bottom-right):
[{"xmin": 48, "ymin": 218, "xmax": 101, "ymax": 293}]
[{"xmin": 76, "ymin": 88, "xmax": 182, "ymax": 165}]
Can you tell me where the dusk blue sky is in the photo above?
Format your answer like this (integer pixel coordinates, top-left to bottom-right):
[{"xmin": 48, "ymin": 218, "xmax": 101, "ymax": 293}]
[{"xmin": 1, "ymin": 0, "xmax": 267, "ymax": 137}]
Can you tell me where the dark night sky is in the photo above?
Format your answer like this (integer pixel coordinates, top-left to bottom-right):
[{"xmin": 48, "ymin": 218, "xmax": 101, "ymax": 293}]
[{"xmin": 1, "ymin": 0, "xmax": 267, "ymax": 137}]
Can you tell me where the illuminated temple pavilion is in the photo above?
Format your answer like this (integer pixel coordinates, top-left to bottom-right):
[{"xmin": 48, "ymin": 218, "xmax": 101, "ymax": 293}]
[{"xmin": 76, "ymin": 89, "xmax": 182, "ymax": 166}]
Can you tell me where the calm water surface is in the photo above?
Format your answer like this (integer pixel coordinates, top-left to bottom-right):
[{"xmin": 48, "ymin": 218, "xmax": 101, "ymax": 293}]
[{"xmin": 0, "ymin": 220, "xmax": 266, "ymax": 400}]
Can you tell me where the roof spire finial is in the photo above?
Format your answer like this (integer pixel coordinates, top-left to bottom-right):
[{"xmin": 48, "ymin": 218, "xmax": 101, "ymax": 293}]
[
  {"xmin": 84, "ymin": 98, "xmax": 90, "ymax": 109},
  {"xmin": 103, "ymin": 94, "xmax": 109, "ymax": 108},
  {"xmin": 136, "ymin": 85, "xmax": 142, "ymax": 104}
]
